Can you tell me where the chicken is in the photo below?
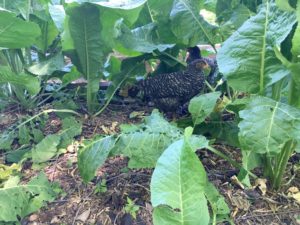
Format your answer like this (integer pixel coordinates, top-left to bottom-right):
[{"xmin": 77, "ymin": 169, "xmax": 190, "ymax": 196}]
[
  {"xmin": 186, "ymin": 46, "xmax": 218, "ymax": 85},
  {"xmin": 138, "ymin": 59, "xmax": 207, "ymax": 112}
]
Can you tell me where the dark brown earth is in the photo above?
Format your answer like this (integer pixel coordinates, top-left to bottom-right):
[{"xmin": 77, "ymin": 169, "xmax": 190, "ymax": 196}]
[{"xmin": 1, "ymin": 101, "xmax": 300, "ymax": 225}]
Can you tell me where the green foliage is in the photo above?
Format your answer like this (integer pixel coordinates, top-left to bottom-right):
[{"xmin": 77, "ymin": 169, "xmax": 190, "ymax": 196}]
[
  {"xmin": 217, "ymin": 1, "xmax": 297, "ymax": 95},
  {"xmin": 0, "ymin": 10, "xmax": 41, "ymax": 48},
  {"xmin": 112, "ymin": 110, "xmax": 183, "ymax": 168},
  {"xmin": 0, "ymin": 66, "xmax": 41, "ymax": 95},
  {"xmin": 124, "ymin": 197, "xmax": 140, "ymax": 219},
  {"xmin": 0, "ymin": 173, "xmax": 60, "ymax": 223},
  {"xmin": 31, "ymin": 134, "xmax": 61, "ymax": 163},
  {"xmin": 188, "ymin": 92, "xmax": 221, "ymax": 125},
  {"xmin": 78, "ymin": 136, "xmax": 116, "ymax": 183},
  {"xmin": 151, "ymin": 128, "xmax": 210, "ymax": 225}
]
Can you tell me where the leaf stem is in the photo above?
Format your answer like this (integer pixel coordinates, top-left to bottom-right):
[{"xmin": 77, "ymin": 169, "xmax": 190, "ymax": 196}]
[
  {"xmin": 206, "ymin": 146, "xmax": 257, "ymax": 179},
  {"xmin": 272, "ymin": 140, "xmax": 296, "ymax": 190}
]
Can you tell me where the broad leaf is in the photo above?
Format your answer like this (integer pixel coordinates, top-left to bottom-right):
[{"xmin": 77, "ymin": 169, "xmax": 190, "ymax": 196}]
[
  {"xmin": 31, "ymin": 134, "xmax": 61, "ymax": 163},
  {"xmin": 188, "ymin": 92, "xmax": 221, "ymax": 125},
  {"xmin": 0, "ymin": 131, "xmax": 16, "ymax": 151},
  {"xmin": 0, "ymin": 173, "xmax": 59, "ymax": 222},
  {"xmin": 18, "ymin": 125, "xmax": 31, "ymax": 145},
  {"xmin": 151, "ymin": 128, "xmax": 209, "ymax": 225},
  {"xmin": 291, "ymin": 0, "xmax": 300, "ymax": 61},
  {"xmin": 112, "ymin": 110, "xmax": 182, "ymax": 168},
  {"xmin": 0, "ymin": 66, "xmax": 41, "ymax": 95},
  {"xmin": 239, "ymin": 96, "xmax": 300, "ymax": 155},
  {"xmin": 115, "ymin": 21, "xmax": 174, "ymax": 53},
  {"xmin": 204, "ymin": 182, "xmax": 230, "ymax": 223},
  {"xmin": 27, "ymin": 53, "xmax": 65, "ymax": 76},
  {"xmin": 66, "ymin": 3, "xmax": 107, "ymax": 112},
  {"xmin": 0, "ymin": 9, "xmax": 41, "ymax": 48},
  {"xmin": 30, "ymin": 14, "xmax": 59, "ymax": 54},
  {"xmin": 58, "ymin": 117, "xmax": 82, "ymax": 148},
  {"xmin": 49, "ymin": 4, "xmax": 66, "ymax": 32},
  {"xmin": 170, "ymin": 0, "xmax": 221, "ymax": 46},
  {"xmin": 78, "ymin": 136, "xmax": 115, "ymax": 183},
  {"xmin": 95, "ymin": 0, "xmax": 146, "ymax": 50},
  {"xmin": 217, "ymin": 2, "xmax": 297, "ymax": 94}
]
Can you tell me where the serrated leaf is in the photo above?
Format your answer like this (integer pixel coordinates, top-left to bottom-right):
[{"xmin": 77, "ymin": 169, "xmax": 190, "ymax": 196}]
[
  {"xmin": 239, "ymin": 96, "xmax": 300, "ymax": 155},
  {"xmin": 31, "ymin": 134, "xmax": 61, "ymax": 163},
  {"xmin": 151, "ymin": 128, "xmax": 209, "ymax": 225},
  {"xmin": 58, "ymin": 117, "xmax": 82, "ymax": 148},
  {"xmin": 188, "ymin": 92, "xmax": 221, "ymax": 125},
  {"xmin": 217, "ymin": 1, "xmax": 297, "ymax": 94},
  {"xmin": 78, "ymin": 136, "xmax": 115, "ymax": 183},
  {"xmin": 0, "ymin": 173, "xmax": 59, "ymax": 222}
]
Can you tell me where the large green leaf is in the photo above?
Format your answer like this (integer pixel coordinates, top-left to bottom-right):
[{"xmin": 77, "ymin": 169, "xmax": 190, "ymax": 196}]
[
  {"xmin": 31, "ymin": 134, "xmax": 61, "ymax": 163},
  {"xmin": 217, "ymin": 1, "xmax": 297, "ymax": 94},
  {"xmin": 0, "ymin": 9, "xmax": 41, "ymax": 48},
  {"xmin": 0, "ymin": 66, "xmax": 40, "ymax": 95},
  {"xmin": 115, "ymin": 21, "xmax": 174, "ymax": 53},
  {"xmin": 151, "ymin": 128, "xmax": 209, "ymax": 225},
  {"xmin": 170, "ymin": 0, "xmax": 220, "ymax": 46},
  {"xmin": 0, "ymin": 173, "xmax": 59, "ymax": 222},
  {"xmin": 49, "ymin": 4, "xmax": 66, "ymax": 32},
  {"xmin": 66, "ymin": 3, "xmax": 107, "ymax": 112},
  {"xmin": 30, "ymin": 14, "xmax": 59, "ymax": 54},
  {"xmin": 238, "ymin": 96, "xmax": 300, "ymax": 155},
  {"xmin": 145, "ymin": 0, "xmax": 220, "ymax": 46},
  {"xmin": 291, "ymin": 0, "xmax": 300, "ymax": 61},
  {"xmin": 188, "ymin": 92, "xmax": 221, "ymax": 125},
  {"xmin": 27, "ymin": 53, "xmax": 65, "ymax": 76},
  {"xmin": 78, "ymin": 136, "xmax": 116, "ymax": 183},
  {"xmin": 112, "ymin": 110, "xmax": 182, "ymax": 168},
  {"xmin": 95, "ymin": 0, "xmax": 147, "ymax": 50},
  {"xmin": 58, "ymin": 117, "xmax": 82, "ymax": 148},
  {"xmin": 145, "ymin": 0, "xmax": 177, "ymax": 43}
]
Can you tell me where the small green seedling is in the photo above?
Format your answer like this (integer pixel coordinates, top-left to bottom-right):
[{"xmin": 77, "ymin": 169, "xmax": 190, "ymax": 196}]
[
  {"xmin": 94, "ymin": 179, "xmax": 107, "ymax": 194},
  {"xmin": 124, "ymin": 197, "xmax": 140, "ymax": 219}
]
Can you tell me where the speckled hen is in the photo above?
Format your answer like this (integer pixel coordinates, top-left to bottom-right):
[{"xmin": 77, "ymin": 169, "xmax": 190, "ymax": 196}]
[{"xmin": 139, "ymin": 59, "xmax": 207, "ymax": 112}]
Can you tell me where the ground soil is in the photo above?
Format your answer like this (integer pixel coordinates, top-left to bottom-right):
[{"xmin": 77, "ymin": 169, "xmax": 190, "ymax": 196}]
[{"xmin": 1, "ymin": 101, "xmax": 300, "ymax": 225}]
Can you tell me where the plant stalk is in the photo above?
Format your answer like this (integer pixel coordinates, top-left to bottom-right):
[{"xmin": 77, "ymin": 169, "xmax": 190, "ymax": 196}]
[{"xmin": 272, "ymin": 140, "xmax": 296, "ymax": 190}]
